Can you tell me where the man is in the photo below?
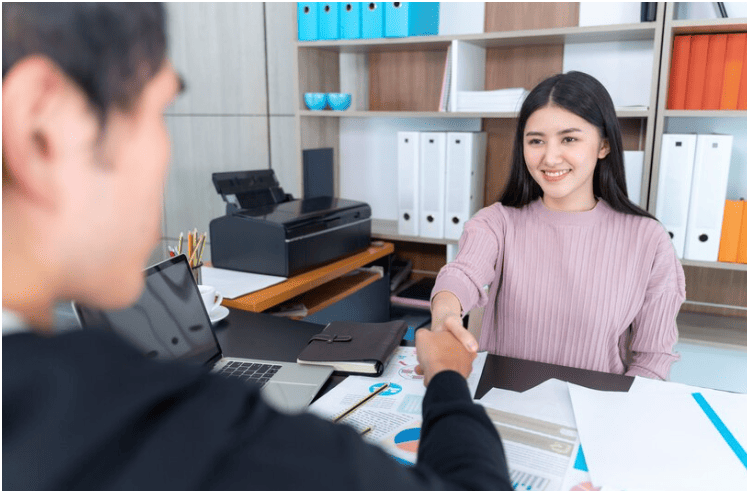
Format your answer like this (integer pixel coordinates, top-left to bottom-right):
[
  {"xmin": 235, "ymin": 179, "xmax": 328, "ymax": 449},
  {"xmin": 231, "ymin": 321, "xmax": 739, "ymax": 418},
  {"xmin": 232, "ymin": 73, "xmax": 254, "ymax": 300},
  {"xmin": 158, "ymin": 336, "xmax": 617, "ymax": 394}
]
[{"xmin": 3, "ymin": 3, "xmax": 512, "ymax": 489}]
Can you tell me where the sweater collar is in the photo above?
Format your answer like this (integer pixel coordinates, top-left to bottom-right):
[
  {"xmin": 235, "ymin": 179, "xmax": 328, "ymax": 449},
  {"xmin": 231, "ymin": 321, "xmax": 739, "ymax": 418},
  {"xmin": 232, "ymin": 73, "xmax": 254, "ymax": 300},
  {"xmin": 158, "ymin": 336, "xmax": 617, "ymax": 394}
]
[{"xmin": 530, "ymin": 197, "xmax": 610, "ymax": 226}]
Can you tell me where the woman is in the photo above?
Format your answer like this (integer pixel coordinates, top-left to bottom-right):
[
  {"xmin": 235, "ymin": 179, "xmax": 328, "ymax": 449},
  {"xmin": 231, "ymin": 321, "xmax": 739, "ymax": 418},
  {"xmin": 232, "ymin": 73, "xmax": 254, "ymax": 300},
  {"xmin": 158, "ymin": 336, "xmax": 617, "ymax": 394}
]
[{"xmin": 431, "ymin": 71, "xmax": 685, "ymax": 380}]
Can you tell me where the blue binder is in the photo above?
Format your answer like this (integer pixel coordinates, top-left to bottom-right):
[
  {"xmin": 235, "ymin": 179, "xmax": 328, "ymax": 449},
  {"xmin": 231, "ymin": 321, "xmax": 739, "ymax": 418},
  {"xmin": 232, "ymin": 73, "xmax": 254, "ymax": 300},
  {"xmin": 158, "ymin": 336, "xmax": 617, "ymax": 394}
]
[
  {"xmin": 297, "ymin": 2, "xmax": 318, "ymax": 41},
  {"xmin": 318, "ymin": 3, "xmax": 340, "ymax": 40},
  {"xmin": 385, "ymin": 2, "xmax": 439, "ymax": 38},
  {"xmin": 362, "ymin": 2, "xmax": 385, "ymax": 39},
  {"xmin": 340, "ymin": 2, "xmax": 362, "ymax": 39}
]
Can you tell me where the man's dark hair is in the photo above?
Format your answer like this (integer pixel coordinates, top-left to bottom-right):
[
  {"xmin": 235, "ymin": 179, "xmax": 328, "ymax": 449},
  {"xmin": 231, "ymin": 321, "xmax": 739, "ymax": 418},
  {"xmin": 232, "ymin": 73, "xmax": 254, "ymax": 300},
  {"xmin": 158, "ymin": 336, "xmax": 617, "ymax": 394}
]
[
  {"xmin": 500, "ymin": 71, "xmax": 655, "ymax": 220},
  {"xmin": 2, "ymin": 2, "xmax": 167, "ymax": 123}
]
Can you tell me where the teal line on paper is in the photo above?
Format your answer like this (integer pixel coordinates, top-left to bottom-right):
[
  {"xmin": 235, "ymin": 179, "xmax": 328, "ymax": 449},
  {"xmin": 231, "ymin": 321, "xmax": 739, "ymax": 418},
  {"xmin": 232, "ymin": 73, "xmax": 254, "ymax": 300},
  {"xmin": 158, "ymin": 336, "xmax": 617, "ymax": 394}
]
[{"xmin": 692, "ymin": 392, "xmax": 747, "ymax": 468}]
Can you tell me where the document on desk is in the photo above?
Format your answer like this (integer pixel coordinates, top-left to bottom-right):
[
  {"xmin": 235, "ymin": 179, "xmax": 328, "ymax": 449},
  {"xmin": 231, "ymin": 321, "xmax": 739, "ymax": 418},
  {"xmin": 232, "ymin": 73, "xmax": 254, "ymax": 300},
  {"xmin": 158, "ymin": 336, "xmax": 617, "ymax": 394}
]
[
  {"xmin": 478, "ymin": 380, "xmax": 595, "ymax": 491},
  {"xmin": 200, "ymin": 266, "xmax": 286, "ymax": 299},
  {"xmin": 307, "ymin": 348, "xmax": 486, "ymax": 444},
  {"xmin": 568, "ymin": 381, "xmax": 747, "ymax": 491}
]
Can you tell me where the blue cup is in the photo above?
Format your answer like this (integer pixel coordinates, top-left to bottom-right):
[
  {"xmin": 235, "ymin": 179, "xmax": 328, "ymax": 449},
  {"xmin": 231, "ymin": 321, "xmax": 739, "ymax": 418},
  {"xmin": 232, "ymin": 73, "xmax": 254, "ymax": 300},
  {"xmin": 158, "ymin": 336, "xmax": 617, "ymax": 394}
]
[
  {"xmin": 304, "ymin": 93, "xmax": 327, "ymax": 110},
  {"xmin": 326, "ymin": 93, "xmax": 352, "ymax": 111}
]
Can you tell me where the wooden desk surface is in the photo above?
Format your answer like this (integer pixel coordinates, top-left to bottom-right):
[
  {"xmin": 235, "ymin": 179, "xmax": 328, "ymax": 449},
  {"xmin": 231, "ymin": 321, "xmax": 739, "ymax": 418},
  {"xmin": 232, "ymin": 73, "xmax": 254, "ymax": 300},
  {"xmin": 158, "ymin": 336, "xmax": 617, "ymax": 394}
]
[{"xmin": 221, "ymin": 242, "xmax": 394, "ymax": 313}]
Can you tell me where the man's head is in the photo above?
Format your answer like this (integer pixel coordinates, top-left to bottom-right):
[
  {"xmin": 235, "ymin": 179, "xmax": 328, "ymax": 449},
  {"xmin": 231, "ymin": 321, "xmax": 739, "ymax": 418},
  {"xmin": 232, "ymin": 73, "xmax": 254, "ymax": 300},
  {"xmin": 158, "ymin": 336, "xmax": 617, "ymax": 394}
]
[{"xmin": 2, "ymin": 3, "xmax": 182, "ymax": 317}]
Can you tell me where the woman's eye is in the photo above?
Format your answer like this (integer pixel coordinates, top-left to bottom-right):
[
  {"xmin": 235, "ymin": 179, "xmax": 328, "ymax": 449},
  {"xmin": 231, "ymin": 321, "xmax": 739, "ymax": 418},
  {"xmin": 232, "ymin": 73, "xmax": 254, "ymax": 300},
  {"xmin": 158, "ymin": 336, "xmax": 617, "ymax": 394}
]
[
  {"xmin": 562, "ymin": 136, "xmax": 576, "ymax": 143},
  {"xmin": 527, "ymin": 139, "xmax": 542, "ymax": 145}
]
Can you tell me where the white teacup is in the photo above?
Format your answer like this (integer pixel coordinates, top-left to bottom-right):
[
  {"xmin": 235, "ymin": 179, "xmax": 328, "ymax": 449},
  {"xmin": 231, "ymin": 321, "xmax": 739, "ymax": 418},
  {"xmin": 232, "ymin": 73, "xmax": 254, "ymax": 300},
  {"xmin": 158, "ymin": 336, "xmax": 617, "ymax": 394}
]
[{"xmin": 198, "ymin": 284, "xmax": 223, "ymax": 313}]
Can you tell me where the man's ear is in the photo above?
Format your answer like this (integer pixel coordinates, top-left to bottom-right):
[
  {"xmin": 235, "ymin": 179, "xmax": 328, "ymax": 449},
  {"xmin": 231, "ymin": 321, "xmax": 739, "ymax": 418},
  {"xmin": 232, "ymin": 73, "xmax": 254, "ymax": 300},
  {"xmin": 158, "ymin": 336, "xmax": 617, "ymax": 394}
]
[
  {"xmin": 2, "ymin": 56, "xmax": 81, "ymax": 208},
  {"xmin": 598, "ymin": 138, "xmax": 611, "ymax": 160}
]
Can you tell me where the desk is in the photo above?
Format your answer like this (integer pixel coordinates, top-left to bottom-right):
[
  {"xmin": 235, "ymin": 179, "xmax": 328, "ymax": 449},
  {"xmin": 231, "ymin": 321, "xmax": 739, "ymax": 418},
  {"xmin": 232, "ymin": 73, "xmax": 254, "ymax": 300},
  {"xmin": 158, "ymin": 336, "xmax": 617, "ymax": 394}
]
[
  {"xmin": 221, "ymin": 242, "xmax": 394, "ymax": 318},
  {"xmin": 215, "ymin": 309, "xmax": 634, "ymax": 398}
]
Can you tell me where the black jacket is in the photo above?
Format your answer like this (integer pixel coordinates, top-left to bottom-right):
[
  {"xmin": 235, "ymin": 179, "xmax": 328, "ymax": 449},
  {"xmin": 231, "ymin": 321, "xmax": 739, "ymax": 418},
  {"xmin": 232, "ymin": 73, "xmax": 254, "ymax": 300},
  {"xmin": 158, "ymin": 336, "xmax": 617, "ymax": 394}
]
[{"xmin": 3, "ymin": 330, "xmax": 511, "ymax": 490}]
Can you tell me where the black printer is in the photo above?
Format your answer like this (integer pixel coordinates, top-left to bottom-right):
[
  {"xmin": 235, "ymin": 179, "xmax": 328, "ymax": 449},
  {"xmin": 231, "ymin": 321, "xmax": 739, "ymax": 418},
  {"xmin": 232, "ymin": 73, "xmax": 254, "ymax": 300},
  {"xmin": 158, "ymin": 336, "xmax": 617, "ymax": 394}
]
[{"xmin": 209, "ymin": 170, "xmax": 371, "ymax": 277}]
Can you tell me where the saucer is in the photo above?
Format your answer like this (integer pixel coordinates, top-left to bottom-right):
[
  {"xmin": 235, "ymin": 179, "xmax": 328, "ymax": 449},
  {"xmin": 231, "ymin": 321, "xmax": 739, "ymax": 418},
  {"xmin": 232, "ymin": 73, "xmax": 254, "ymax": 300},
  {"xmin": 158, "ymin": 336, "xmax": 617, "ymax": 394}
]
[{"xmin": 210, "ymin": 305, "xmax": 230, "ymax": 324}]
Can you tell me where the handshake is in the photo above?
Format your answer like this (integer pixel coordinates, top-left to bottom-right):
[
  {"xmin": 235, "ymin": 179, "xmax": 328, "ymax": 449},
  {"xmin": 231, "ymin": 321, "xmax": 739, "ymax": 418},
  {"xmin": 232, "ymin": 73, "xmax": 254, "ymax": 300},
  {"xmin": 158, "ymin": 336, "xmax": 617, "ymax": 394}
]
[{"xmin": 414, "ymin": 326, "xmax": 478, "ymax": 386}]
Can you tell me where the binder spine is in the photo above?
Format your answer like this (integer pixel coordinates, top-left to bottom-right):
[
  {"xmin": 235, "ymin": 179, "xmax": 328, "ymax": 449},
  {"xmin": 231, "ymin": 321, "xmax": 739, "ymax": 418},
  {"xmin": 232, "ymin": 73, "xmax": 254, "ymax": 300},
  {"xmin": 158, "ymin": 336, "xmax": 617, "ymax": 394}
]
[
  {"xmin": 655, "ymin": 134, "xmax": 698, "ymax": 258},
  {"xmin": 684, "ymin": 134, "xmax": 734, "ymax": 261},
  {"xmin": 419, "ymin": 132, "xmax": 447, "ymax": 239},
  {"xmin": 318, "ymin": 3, "xmax": 340, "ymax": 40},
  {"xmin": 397, "ymin": 132, "xmax": 421, "ymax": 236},
  {"xmin": 340, "ymin": 3, "xmax": 362, "ymax": 39},
  {"xmin": 362, "ymin": 2, "xmax": 385, "ymax": 39},
  {"xmin": 444, "ymin": 132, "xmax": 486, "ymax": 240},
  {"xmin": 297, "ymin": 3, "xmax": 319, "ymax": 41}
]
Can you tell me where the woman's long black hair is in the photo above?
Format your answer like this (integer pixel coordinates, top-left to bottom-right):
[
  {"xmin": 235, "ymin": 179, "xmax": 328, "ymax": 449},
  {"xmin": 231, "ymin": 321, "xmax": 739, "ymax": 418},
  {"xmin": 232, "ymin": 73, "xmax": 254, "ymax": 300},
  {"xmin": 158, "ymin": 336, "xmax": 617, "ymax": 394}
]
[{"xmin": 499, "ymin": 71, "xmax": 655, "ymax": 220}]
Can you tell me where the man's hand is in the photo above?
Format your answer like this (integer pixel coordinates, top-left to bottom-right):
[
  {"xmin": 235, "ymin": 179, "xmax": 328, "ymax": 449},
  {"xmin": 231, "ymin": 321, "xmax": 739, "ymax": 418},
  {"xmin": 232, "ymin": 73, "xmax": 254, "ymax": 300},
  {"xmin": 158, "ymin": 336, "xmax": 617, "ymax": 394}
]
[{"xmin": 414, "ymin": 329, "xmax": 476, "ymax": 386}]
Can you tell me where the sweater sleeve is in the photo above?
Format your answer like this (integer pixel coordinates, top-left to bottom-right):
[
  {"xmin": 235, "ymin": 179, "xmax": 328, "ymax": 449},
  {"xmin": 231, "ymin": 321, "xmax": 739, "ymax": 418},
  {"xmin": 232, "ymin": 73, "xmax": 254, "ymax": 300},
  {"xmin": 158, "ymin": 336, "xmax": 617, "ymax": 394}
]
[
  {"xmin": 625, "ymin": 227, "xmax": 686, "ymax": 380},
  {"xmin": 431, "ymin": 206, "xmax": 505, "ymax": 316}
]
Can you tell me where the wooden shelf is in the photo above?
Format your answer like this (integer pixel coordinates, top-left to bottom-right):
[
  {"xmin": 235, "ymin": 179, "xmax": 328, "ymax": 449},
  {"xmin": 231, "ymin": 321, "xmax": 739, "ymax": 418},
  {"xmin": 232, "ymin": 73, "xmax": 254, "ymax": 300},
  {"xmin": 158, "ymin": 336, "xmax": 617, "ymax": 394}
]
[
  {"xmin": 670, "ymin": 17, "xmax": 747, "ymax": 35},
  {"xmin": 299, "ymin": 109, "xmax": 650, "ymax": 118},
  {"xmin": 297, "ymin": 22, "xmax": 657, "ymax": 53},
  {"xmin": 664, "ymin": 110, "xmax": 747, "ymax": 118},
  {"xmin": 289, "ymin": 270, "xmax": 382, "ymax": 318},
  {"xmin": 221, "ymin": 242, "xmax": 394, "ymax": 313},
  {"xmin": 677, "ymin": 310, "xmax": 747, "ymax": 349},
  {"xmin": 680, "ymin": 259, "xmax": 748, "ymax": 272},
  {"xmin": 371, "ymin": 219, "xmax": 459, "ymax": 245}
]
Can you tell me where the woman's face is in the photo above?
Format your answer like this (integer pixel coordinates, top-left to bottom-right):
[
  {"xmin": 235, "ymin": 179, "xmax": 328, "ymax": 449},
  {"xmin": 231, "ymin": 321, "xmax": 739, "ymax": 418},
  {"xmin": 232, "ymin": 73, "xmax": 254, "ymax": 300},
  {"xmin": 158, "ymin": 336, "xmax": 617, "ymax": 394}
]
[{"xmin": 523, "ymin": 105, "xmax": 610, "ymax": 212}]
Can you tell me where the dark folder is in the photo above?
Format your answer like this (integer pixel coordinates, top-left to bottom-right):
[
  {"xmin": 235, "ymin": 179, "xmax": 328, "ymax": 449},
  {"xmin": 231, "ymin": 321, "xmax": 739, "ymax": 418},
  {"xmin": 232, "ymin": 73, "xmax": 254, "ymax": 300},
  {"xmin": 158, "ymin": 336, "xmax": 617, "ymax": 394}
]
[{"xmin": 297, "ymin": 320, "xmax": 407, "ymax": 376}]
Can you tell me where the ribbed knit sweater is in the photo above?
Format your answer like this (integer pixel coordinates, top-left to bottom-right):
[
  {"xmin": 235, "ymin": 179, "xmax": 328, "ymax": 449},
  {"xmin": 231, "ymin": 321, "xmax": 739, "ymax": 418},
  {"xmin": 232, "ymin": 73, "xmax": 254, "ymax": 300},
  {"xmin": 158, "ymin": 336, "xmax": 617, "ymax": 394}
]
[{"xmin": 432, "ymin": 198, "xmax": 686, "ymax": 380}]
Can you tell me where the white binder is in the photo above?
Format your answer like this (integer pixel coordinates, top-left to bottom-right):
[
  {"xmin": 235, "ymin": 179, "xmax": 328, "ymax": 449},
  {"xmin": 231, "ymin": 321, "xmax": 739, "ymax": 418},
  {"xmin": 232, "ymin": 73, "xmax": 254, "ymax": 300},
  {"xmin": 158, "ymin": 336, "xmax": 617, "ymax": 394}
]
[
  {"xmin": 623, "ymin": 150, "xmax": 644, "ymax": 207},
  {"xmin": 683, "ymin": 134, "xmax": 734, "ymax": 261},
  {"xmin": 397, "ymin": 132, "xmax": 421, "ymax": 236},
  {"xmin": 444, "ymin": 132, "xmax": 487, "ymax": 240},
  {"xmin": 655, "ymin": 134, "xmax": 698, "ymax": 258},
  {"xmin": 419, "ymin": 132, "xmax": 447, "ymax": 239}
]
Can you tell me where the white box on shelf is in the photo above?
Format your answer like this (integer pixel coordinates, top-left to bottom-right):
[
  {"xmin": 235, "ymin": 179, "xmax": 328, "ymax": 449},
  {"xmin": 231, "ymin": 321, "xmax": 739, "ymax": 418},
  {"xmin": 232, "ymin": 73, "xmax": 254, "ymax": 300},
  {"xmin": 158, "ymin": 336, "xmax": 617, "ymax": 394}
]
[
  {"xmin": 397, "ymin": 131, "xmax": 421, "ymax": 236},
  {"xmin": 419, "ymin": 132, "xmax": 448, "ymax": 239},
  {"xmin": 655, "ymin": 134, "xmax": 698, "ymax": 258},
  {"xmin": 444, "ymin": 132, "xmax": 487, "ymax": 240},
  {"xmin": 578, "ymin": 2, "xmax": 641, "ymax": 26},
  {"xmin": 439, "ymin": 2, "xmax": 485, "ymax": 36},
  {"xmin": 449, "ymin": 40, "xmax": 486, "ymax": 113},
  {"xmin": 683, "ymin": 134, "xmax": 734, "ymax": 261}
]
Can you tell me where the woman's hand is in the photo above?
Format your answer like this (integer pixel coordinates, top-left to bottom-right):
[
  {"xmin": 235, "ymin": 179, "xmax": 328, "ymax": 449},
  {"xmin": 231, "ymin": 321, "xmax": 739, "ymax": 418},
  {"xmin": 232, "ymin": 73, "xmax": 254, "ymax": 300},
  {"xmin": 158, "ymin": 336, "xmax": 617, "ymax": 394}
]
[{"xmin": 431, "ymin": 291, "xmax": 478, "ymax": 353}]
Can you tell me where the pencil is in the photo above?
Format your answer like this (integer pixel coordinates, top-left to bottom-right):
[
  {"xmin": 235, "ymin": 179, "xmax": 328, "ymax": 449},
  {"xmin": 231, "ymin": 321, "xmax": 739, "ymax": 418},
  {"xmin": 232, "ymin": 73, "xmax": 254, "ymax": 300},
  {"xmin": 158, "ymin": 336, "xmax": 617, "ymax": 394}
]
[{"xmin": 333, "ymin": 383, "xmax": 389, "ymax": 423}]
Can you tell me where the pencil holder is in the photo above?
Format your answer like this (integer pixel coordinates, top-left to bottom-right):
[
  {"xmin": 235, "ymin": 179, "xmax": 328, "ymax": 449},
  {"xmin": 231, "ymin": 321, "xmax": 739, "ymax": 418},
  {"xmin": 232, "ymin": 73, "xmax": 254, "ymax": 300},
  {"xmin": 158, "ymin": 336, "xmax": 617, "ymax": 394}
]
[{"xmin": 191, "ymin": 262, "xmax": 203, "ymax": 285}]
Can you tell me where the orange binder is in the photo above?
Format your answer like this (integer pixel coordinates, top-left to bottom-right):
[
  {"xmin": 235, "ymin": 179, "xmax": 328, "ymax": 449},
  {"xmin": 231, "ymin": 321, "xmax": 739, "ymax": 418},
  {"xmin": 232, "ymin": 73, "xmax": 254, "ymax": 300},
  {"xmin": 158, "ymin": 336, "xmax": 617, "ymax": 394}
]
[
  {"xmin": 720, "ymin": 33, "xmax": 747, "ymax": 110},
  {"xmin": 685, "ymin": 35, "xmax": 710, "ymax": 110},
  {"xmin": 739, "ymin": 45, "xmax": 747, "ymax": 110},
  {"xmin": 718, "ymin": 200, "xmax": 743, "ymax": 262},
  {"xmin": 668, "ymin": 35, "xmax": 692, "ymax": 110},
  {"xmin": 738, "ymin": 201, "xmax": 747, "ymax": 264},
  {"xmin": 702, "ymin": 34, "xmax": 728, "ymax": 110}
]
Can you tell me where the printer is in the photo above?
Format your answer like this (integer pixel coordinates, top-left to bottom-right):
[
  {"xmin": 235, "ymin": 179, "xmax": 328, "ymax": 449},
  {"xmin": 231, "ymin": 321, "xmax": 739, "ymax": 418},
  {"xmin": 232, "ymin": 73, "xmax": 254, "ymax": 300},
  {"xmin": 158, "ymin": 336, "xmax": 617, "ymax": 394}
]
[{"xmin": 209, "ymin": 170, "xmax": 371, "ymax": 277}]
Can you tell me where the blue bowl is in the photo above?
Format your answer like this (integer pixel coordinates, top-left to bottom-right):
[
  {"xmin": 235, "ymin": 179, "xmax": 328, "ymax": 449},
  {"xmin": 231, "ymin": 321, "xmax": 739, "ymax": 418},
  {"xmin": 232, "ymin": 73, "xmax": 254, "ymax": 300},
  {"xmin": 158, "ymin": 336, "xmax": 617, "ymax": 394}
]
[
  {"xmin": 304, "ymin": 92, "xmax": 327, "ymax": 110},
  {"xmin": 326, "ymin": 93, "xmax": 352, "ymax": 111}
]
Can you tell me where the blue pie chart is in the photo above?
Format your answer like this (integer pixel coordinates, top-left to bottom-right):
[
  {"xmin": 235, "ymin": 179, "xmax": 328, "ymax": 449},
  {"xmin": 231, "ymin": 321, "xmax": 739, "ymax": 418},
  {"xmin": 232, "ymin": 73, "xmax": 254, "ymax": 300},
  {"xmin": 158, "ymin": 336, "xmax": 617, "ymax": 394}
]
[{"xmin": 369, "ymin": 382, "xmax": 402, "ymax": 396}]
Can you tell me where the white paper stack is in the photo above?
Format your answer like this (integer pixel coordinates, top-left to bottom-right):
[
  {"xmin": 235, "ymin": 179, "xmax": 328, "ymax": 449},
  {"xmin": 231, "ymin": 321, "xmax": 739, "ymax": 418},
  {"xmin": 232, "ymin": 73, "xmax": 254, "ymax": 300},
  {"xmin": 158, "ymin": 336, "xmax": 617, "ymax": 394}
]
[{"xmin": 455, "ymin": 88, "xmax": 529, "ymax": 112}]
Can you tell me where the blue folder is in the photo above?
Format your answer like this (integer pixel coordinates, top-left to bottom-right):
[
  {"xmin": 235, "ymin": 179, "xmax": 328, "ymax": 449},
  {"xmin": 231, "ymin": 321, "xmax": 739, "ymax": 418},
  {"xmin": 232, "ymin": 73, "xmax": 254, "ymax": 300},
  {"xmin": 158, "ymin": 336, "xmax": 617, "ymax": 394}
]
[
  {"xmin": 340, "ymin": 2, "xmax": 362, "ymax": 39},
  {"xmin": 385, "ymin": 2, "xmax": 439, "ymax": 38},
  {"xmin": 318, "ymin": 3, "xmax": 340, "ymax": 40},
  {"xmin": 297, "ymin": 2, "xmax": 318, "ymax": 41},
  {"xmin": 362, "ymin": 2, "xmax": 385, "ymax": 39}
]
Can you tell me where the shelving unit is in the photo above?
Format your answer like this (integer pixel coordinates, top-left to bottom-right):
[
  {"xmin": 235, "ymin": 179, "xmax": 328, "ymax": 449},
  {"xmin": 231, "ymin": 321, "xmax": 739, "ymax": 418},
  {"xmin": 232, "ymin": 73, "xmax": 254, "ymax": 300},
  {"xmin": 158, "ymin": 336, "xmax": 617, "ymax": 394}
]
[
  {"xmin": 649, "ymin": 3, "xmax": 747, "ymax": 316},
  {"xmin": 292, "ymin": 2, "xmax": 747, "ymax": 320}
]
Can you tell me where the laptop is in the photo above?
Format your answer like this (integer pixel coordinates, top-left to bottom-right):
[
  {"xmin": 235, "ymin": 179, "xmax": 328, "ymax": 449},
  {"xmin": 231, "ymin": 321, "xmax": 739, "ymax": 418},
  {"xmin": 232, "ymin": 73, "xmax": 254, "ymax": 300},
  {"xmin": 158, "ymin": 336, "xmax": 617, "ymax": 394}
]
[{"xmin": 73, "ymin": 255, "xmax": 333, "ymax": 413}]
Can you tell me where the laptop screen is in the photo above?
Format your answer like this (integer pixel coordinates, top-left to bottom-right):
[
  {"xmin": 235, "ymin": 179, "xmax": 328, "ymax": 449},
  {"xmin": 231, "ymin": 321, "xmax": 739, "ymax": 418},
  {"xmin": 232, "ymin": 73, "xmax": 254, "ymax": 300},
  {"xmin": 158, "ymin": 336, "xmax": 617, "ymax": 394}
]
[{"xmin": 74, "ymin": 255, "xmax": 222, "ymax": 366}]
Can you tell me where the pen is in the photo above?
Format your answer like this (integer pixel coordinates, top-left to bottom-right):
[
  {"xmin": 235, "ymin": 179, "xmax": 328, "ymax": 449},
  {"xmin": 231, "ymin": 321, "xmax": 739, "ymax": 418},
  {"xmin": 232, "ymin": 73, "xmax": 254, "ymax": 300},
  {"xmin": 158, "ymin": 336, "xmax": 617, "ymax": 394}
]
[
  {"xmin": 178, "ymin": 232, "xmax": 183, "ymax": 255},
  {"xmin": 360, "ymin": 426, "xmax": 373, "ymax": 436},
  {"xmin": 333, "ymin": 383, "xmax": 389, "ymax": 424}
]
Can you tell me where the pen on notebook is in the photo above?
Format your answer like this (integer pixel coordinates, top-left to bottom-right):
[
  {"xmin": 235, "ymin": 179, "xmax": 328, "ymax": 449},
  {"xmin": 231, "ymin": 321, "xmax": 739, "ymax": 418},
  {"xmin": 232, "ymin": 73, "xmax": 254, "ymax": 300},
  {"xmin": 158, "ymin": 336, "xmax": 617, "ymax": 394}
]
[
  {"xmin": 178, "ymin": 232, "xmax": 183, "ymax": 255},
  {"xmin": 333, "ymin": 383, "xmax": 389, "ymax": 424},
  {"xmin": 360, "ymin": 426, "xmax": 373, "ymax": 436}
]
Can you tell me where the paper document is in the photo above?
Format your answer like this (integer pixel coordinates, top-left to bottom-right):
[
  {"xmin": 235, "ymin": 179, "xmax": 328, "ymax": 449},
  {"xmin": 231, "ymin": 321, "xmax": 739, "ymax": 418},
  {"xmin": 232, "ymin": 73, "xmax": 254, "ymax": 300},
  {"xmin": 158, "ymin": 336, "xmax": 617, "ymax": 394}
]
[
  {"xmin": 568, "ymin": 382, "xmax": 747, "ymax": 490},
  {"xmin": 308, "ymin": 347, "xmax": 486, "ymax": 445},
  {"xmin": 201, "ymin": 266, "xmax": 286, "ymax": 299},
  {"xmin": 479, "ymin": 379, "xmax": 595, "ymax": 491}
]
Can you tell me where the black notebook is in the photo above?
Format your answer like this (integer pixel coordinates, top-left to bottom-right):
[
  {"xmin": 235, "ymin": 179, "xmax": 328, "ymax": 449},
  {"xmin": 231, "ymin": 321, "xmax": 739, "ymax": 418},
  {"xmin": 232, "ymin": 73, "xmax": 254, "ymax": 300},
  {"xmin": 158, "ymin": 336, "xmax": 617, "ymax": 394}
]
[{"xmin": 296, "ymin": 320, "xmax": 407, "ymax": 376}]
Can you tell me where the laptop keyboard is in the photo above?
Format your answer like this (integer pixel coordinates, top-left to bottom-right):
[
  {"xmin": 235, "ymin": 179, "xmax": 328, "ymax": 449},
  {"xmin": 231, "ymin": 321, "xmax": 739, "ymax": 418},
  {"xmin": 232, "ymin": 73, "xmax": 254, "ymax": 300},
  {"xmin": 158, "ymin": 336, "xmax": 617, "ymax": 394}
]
[{"xmin": 217, "ymin": 361, "xmax": 282, "ymax": 388}]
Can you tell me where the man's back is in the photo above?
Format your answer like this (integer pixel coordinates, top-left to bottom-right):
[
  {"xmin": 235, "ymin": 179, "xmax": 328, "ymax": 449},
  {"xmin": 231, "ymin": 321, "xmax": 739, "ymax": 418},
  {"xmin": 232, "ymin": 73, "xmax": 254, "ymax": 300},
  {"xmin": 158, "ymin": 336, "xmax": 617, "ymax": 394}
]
[{"xmin": 3, "ymin": 329, "xmax": 511, "ymax": 490}]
